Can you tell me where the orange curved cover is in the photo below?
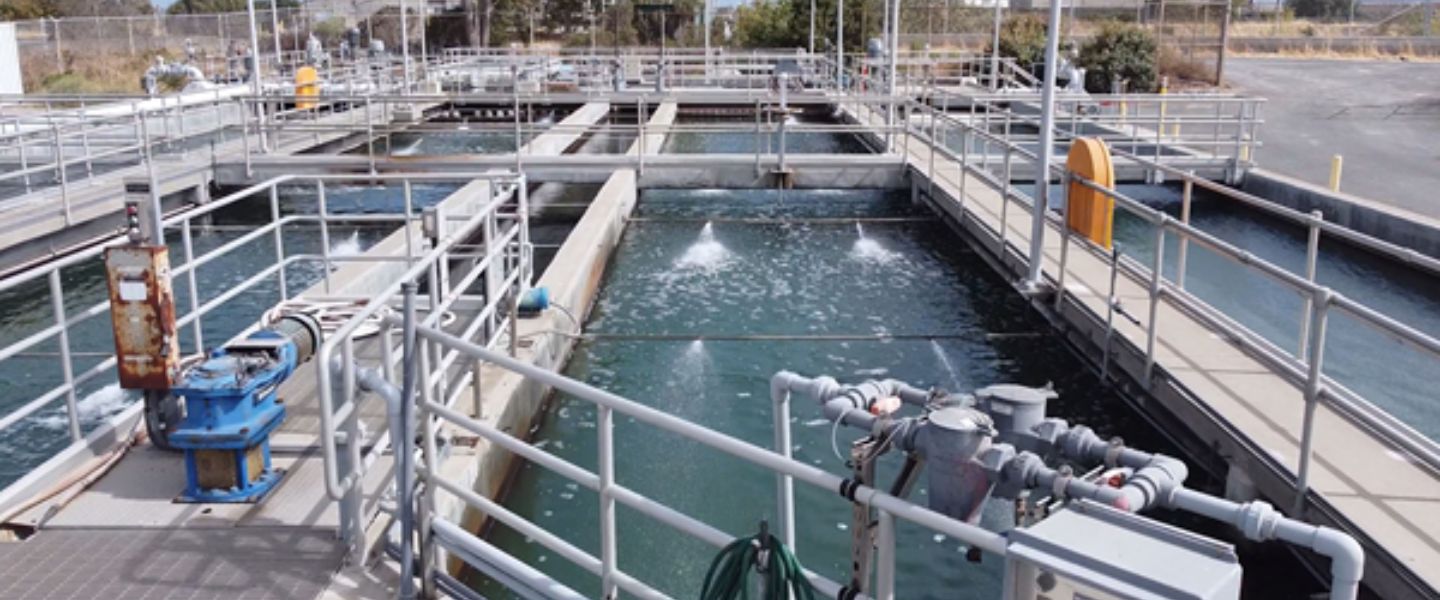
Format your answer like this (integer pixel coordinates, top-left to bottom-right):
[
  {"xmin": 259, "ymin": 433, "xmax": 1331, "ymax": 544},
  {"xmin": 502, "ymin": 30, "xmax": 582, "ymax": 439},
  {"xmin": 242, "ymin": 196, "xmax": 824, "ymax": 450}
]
[{"xmin": 1065, "ymin": 137, "xmax": 1116, "ymax": 249}]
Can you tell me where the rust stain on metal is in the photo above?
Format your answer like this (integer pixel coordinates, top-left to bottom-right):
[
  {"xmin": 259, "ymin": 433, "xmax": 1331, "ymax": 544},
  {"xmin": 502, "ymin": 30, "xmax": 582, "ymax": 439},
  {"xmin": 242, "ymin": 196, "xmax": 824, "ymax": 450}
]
[{"xmin": 104, "ymin": 245, "xmax": 181, "ymax": 390}]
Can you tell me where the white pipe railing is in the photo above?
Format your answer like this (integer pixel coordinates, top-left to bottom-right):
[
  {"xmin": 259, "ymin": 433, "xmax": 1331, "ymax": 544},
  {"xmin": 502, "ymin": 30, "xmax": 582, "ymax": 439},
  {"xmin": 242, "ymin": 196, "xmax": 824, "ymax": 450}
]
[{"xmin": 898, "ymin": 97, "xmax": 1440, "ymax": 505}]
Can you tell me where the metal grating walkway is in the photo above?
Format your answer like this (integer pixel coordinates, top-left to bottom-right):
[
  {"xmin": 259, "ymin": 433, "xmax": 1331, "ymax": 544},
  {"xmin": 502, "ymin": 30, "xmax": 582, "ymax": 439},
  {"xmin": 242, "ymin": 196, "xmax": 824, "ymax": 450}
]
[{"xmin": 0, "ymin": 528, "xmax": 344, "ymax": 599}]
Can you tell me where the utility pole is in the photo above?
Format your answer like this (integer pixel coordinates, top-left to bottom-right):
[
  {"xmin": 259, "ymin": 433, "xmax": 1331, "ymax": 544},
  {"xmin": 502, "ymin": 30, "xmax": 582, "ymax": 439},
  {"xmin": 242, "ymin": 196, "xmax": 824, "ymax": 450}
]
[
  {"xmin": 881, "ymin": 0, "xmax": 892, "ymax": 133},
  {"xmin": 270, "ymin": 0, "xmax": 281, "ymax": 67},
  {"xmin": 1216, "ymin": 0, "xmax": 1231, "ymax": 85},
  {"xmin": 400, "ymin": 0, "xmax": 411, "ymax": 92},
  {"xmin": 1026, "ymin": 0, "xmax": 1063, "ymax": 289},
  {"xmin": 246, "ymin": 0, "xmax": 266, "ymax": 150},
  {"xmin": 810, "ymin": 0, "xmax": 817, "ymax": 54},
  {"xmin": 836, "ymin": 0, "xmax": 844, "ymax": 88},
  {"xmin": 990, "ymin": 0, "xmax": 1001, "ymax": 90},
  {"xmin": 704, "ymin": 0, "xmax": 712, "ymax": 82}
]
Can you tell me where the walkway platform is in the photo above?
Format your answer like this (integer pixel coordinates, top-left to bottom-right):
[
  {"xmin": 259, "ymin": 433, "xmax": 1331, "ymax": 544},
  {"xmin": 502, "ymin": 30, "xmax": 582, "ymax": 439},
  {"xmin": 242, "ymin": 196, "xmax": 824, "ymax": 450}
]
[
  {"xmin": 877, "ymin": 110, "xmax": 1440, "ymax": 599},
  {"xmin": 0, "ymin": 104, "xmax": 420, "ymax": 273}
]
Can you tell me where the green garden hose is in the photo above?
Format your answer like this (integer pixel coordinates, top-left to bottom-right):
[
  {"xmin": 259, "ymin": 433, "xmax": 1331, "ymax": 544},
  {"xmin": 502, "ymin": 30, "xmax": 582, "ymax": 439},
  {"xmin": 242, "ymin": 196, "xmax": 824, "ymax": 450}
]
[{"xmin": 699, "ymin": 527, "xmax": 816, "ymax": 600}]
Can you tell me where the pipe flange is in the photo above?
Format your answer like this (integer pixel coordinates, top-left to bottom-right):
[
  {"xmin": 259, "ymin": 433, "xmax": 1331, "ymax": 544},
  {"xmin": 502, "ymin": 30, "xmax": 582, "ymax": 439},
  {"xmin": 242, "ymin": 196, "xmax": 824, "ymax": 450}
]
[{"xmin": 1238, "ymin": 501, "xmax": 1278, "ymax": 541}]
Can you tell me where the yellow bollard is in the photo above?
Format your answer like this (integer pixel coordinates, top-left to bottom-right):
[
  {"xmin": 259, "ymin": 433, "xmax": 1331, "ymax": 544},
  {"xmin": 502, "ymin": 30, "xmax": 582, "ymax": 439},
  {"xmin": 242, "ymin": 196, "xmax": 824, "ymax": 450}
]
[
  {"xmin": 295, "ymin": 66, "xmax": 319, "ymax": 110},
  {"xmin": 1328, "ymin": 154, "xmax": 1343, "ymax": 192}
]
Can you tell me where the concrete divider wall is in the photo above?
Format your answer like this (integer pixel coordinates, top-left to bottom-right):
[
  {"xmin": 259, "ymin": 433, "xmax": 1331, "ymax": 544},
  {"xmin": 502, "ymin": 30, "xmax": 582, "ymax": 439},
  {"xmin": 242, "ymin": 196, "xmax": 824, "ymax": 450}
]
[
  {"xmin": 1241, "ymin": 168, "xmax": 1440, "ymax": 262},
  {"xmin": 439, "ymin": 103, "xmax": 676, "ymax": 572}
]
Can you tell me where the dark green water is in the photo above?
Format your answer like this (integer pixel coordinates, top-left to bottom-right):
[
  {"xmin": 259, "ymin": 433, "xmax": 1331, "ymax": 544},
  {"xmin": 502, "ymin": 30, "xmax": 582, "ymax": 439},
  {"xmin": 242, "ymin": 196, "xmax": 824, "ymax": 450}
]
[
  {"xmin": 477, "ymin": 189, "xmax": 1321, "ymax": 599},
  {"xmin": 1107, "ymin": 183, "xmax": 1440, "ymax": 441},
  {"xmin": 0, "ymin": 183, "xmax": 456, "ymax": 489}
]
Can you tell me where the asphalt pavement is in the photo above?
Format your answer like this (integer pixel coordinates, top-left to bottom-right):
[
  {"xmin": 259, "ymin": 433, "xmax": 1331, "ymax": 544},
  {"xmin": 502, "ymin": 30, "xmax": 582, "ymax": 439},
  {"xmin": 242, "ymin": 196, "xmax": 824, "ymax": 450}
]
[{"xmin": 1224, "ymin": 57, "xmax": 1440, "ymax": 218}]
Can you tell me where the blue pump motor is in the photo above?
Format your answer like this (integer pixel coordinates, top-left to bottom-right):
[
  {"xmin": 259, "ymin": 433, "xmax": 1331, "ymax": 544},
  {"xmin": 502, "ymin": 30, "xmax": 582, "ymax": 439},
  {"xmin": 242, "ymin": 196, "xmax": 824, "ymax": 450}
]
[
  {"xmin": 517, "ymin": 286, "xmax": 550, "ymax": 317},
  {"xmin": 168, "ymin": 314, "xmax": 321, "ymax": 503}
]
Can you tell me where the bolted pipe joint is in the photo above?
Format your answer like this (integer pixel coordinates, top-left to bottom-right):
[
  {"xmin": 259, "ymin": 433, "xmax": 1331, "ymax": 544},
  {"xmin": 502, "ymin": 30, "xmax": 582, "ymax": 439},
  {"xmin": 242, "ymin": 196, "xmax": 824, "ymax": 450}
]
[{"xmin": 1115, "ymin": 454, "xmax": 1188, "ymax": 512}]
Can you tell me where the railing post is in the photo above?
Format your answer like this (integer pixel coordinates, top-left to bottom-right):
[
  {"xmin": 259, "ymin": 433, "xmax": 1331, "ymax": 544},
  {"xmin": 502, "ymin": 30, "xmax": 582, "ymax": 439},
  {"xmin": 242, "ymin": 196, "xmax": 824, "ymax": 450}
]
[
  {"xmin": 271, "ymin": 184, "xmax": 288, "ymax": 300},
  {"xmin": 1293, "ymin": 287, "xmax": 1331, "ymax": 515},
  {"xmin": 1176, "ymin": 175, "xmax": 1194, "ymax": 289},
  {"xmin": 598, "ymin": 404, "xmax": 618, "ymax": 598},
  {"xmin": 875, "ymin": 509, "xmax": 896, "ymax": 600},
  {"xmin": 51, "ymin": 121, "xmax": 72, "ymax": 225},
  {"xmin": 1054, "ymin": 171, "xmax": 1072, "ymax": 312},
  {"xmin": 1297, "ymin": 210, "xmax": 1323, "ymax": 359},
  {"xmin": 182, "ymin": 219, "xmax": 204, "ymax": 353},
  {"xmin": 365, "ymin": 98, "xmax": 376, "ymax": 175},
  {"xmin": 998, "ymin": 146, "xmax": 1012, "ymax": 258},
  {"xmin": 318, "ymin": 180, "xmax": 332, "ymax": 293},
  {"xmin": 773, "ymin": 386, "xmax": 795, "ymax": 551},
  {"xmin": 240, "ymin": 100, "xmax": 253, "ymax": 178},
  {"xmin": 1143, "ymin": 215, "xmax": 1168, "ymax": 386},
  {"xmin": 418, "ymin": 336, "xmax": 440, "ymax": 598},
  {"xmin": 48, "ymin": 270, "xmax": 82, "ymax": 442}
]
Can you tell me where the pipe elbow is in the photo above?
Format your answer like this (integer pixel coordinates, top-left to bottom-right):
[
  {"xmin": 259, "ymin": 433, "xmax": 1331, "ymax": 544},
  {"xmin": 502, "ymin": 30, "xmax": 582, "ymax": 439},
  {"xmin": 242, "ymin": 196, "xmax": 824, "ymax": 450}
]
[
  {"xmin": 770, "ymin": 371, "xmax": 801, "ymax": 403},
  {"xmin": 1312, "ymin": 527, "xmax": 1364, "ymax": 591}
]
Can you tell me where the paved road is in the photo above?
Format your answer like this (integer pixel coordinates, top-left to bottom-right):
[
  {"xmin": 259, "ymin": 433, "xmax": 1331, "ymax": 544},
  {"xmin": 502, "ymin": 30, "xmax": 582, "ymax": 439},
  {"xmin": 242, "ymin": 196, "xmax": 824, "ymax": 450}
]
[{"xmin": 1225, "ymin": 57, "xmax": 1440, "ymax": 218}]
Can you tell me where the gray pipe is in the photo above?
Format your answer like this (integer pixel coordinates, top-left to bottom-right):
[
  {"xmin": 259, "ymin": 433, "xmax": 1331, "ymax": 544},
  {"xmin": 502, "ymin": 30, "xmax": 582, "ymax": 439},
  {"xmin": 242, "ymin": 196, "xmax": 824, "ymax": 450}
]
[
  {"xmin": 1169, "ymin": 488, "xmax": 1362, "ymax": 600},
  {"xmin": 344, "ymin": 286, "xmax": 418, "ymax": 599},
  {"xmin": 398, "ymin": 283, "xmax": 419, "ymax": 599}
]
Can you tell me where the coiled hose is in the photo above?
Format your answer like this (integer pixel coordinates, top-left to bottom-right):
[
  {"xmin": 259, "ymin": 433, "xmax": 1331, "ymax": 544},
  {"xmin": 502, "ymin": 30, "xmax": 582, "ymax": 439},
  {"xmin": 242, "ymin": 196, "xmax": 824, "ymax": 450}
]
[{"xmin": 700, "ymin": 529, "xmax": 815, "ymax": 600}]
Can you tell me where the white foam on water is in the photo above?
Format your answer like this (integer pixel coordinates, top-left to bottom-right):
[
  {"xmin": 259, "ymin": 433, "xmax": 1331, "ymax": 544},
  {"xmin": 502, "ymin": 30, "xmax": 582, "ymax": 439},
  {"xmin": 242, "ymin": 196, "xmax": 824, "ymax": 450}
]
[
  {"xmin": 851, "ymin": 223, "xmax": 900, "ymax": 264},
  {"xmin": 674, "ymin": 222, "xmax": 731, "ymax": 271},
  {"xmin": 34, "ymin": 384, "xmax": 130, "ymax": 431},
  {"xmin": 390, "ymin": 137, "xmax": 424, "ymax": 156},
  {"xmin": 330, "ymin": 231, "xmax": 362, "ymax": 259}
]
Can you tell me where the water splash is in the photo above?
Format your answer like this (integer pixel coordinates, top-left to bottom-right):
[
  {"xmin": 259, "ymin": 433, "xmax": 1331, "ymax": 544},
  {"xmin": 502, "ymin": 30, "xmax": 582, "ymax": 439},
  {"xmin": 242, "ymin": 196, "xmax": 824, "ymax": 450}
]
[
  {"xmin": 931, "ymin": 340, "xmax": 964, "ymax": 390},
  {"xmin": 33, "ymin": 384, "xmax": 130, "ymax": 431},
  {"xmin": 851, "ymin": 222, "xmax": 900, "ymax": 264},
  {"xmin": 391, "ymin": 136, "xmax": 424, "ymax": 156},
  {"xmin": 665, "ymin": 340, "xmax": 710, "ymax": 403},
  {"xmin": 675, "ymin": 222, "xmax": 731, "ymax": 271},
  {"xmin": 331, "ymin": 231, "xmax": 362, "ymax": 258}
]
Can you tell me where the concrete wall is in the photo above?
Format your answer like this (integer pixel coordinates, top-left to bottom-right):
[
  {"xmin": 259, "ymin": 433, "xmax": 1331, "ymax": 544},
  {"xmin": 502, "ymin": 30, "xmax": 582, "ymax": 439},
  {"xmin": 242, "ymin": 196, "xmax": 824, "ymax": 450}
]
[{"xmin": 1241, "ymin": 167, "xmax": 1440, "ymax": 262}]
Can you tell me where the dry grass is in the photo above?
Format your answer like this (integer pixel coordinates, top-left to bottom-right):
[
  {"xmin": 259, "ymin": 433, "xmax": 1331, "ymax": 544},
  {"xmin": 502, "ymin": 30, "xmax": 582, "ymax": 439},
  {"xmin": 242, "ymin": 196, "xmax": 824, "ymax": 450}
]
[
  {"xmin": 1158, "ymin": 46, "xmax": 1217, "ymax": 86},
  {"xmin": 21, "ymin": 51, "xmax": 173, "ymax": 95},
  {"xmin": 1228, "ymin": 19, "xmax": 1367, "ymax": 38}
]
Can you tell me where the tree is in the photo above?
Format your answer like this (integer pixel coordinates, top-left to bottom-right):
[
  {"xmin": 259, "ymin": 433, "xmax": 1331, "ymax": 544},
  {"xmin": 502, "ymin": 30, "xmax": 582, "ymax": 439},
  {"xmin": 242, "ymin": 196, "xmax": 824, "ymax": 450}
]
[
  {"xmin": 167, "ymin": 0, "xmax": 297, "ymax": 14},
  {"xmin": 0, "ymin": 0, "xmax": 57, "ymax": 20},
  {"xmin": 1077, "ymin": 21, "xmax": 1157, "ymax": 93},
  {"xmin": 990, "ymin": 14, "xmax": 1047, "ymax": 70},
  {"xmin": 732, "ymin": 0, "xmax": 798, "ymax": 48}
]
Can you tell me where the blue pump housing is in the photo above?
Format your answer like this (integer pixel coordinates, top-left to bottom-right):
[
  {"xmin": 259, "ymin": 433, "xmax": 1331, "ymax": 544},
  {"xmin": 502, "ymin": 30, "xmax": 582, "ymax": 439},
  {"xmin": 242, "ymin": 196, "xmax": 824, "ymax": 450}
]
[{"xmin": 167, "ymin": 317, "xmax": 316, "ymax": 503}]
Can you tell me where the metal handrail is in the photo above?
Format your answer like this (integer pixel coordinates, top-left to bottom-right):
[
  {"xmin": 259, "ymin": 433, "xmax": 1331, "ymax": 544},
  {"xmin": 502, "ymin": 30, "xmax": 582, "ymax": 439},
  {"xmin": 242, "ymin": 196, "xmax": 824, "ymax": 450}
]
[
  {"xmin": 309, "ymin": 172, "xmax": 530, "ymax": 560},
  {"xmin": 0, "ymin": 173, "xmax": 500, "ymax": 507},
  {"xmin": 897, "ymin": 98, "xmax": 1440, "ymax": 501},
  {"xmin": 397, "ymin": 319, "xmax": 1008, "ymax": 600}
]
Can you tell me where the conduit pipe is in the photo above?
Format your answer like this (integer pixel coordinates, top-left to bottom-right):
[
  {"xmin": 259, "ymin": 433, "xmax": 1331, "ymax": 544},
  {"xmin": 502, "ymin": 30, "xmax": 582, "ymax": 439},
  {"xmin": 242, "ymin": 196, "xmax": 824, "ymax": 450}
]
[{"xmin": 1168, "ymin": 488, "xmax": 1363, "ymax": 600}]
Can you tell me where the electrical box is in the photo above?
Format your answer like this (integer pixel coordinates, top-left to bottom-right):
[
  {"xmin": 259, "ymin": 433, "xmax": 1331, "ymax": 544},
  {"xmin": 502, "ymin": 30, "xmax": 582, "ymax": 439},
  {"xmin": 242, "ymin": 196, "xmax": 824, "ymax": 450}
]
[
  {"xmin": 1003, "ymin": 500, "xmax": 1242, "ymax": 600},
  {"xmin": 104, "ymin": 245, "xmax": 181, "ymax": 390}
]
